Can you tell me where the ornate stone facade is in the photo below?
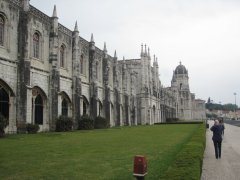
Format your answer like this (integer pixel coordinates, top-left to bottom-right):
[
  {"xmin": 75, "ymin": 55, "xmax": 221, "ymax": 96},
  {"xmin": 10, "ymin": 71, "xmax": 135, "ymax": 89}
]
[
  {"xmin": 171, "ymin": 62, "xmax": 206, "ymax": 120},
  {"xmin": 0, "ymin": 0, "xmax": 205, "ymax": 133}
]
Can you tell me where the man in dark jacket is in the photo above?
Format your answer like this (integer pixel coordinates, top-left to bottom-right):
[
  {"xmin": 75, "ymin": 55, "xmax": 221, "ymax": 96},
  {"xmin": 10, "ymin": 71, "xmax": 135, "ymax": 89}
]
[{"xmin": 210, "ymin": 120, "xmax": 223, "ymax": 159}]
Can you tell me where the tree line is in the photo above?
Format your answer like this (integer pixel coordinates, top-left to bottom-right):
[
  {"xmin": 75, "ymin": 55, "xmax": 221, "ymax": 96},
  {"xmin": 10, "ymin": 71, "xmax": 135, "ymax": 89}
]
[{"xmin": 206, "ymin": 97, "xmax": 238, "ymax": 111}]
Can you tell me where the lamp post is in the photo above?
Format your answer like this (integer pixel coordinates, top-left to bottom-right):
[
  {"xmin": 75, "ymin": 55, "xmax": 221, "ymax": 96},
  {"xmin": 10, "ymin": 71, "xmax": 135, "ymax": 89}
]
[{"xmin": 234, "ymin": 92, "xmax": 237, "ymax": 120}]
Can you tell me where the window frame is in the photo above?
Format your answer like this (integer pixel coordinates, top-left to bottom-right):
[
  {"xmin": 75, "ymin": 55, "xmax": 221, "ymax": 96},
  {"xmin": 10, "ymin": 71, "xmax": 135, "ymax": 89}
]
[
  {"xmin": 33, "ymin": 32, "xmax": 40, "ymax": 59},
  {"xmin": 34, "ymin": 94, "xmax": 43, "ymax": 125},
  {"xmin": 60, "ymin": 44, "xmax": 66, "ymax": 68},
  {"xmin": 0, "ymin": 15, "xmax": 5, "ymax": 47},
  {"xmin": 61, "ymin": 98, "xmax": 68, "ymax": 116}
]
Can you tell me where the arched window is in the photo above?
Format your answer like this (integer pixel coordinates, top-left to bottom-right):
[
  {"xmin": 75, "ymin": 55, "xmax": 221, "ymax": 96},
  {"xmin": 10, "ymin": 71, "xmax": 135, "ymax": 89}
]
[
  {"xmin": 60, "ymin": 45, "xmax": 65, "ymax": 68},
  {"xmin": 80, "ymin": 54, "xmax": 84, "ymax": 74},
  {"xmin": 35, "ymin": 94, "xmax": 43, "ymax": 125},
  {"xmin": 0, "ymin": 87, "xmax": 9, "ymax": 119},
  {"xmin": 33, "ymin": 32, "xmax": 40, "ymax": 59},
  {"xmin": 0, "ymin": 16, "xmax": 4, "ymax": 46},
  {"xmin": 62, "ymin": 99, "xmax": 68, "ymax": 116}
]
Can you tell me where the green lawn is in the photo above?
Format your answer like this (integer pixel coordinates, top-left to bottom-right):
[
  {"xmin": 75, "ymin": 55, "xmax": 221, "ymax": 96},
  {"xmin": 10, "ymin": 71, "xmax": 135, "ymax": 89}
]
[{"xmin": 0, "ymin": 124, "xmax": 205, "ymax": 180}]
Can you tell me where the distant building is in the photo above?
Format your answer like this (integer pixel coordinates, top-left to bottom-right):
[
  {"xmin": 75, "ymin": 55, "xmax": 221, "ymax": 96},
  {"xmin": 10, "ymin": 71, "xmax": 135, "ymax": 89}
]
[
  {"xmin": 171, "ymin": 62, "xmax": 206, "ymax": 120},
  {"xmin": 0, "ymin": 0, "xmax": 205, "ymax": 133}
]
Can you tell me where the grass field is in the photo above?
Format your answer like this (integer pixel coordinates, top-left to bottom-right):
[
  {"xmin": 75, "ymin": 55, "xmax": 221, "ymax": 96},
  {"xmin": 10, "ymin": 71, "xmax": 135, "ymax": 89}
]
[{"xmin": 0, "ymin": 124, "xmax": 205, "ymax": 180}]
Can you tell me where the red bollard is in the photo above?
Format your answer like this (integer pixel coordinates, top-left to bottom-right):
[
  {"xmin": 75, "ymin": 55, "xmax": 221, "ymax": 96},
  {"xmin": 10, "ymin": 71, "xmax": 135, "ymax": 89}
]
[{"xmin": 133, "ymin": 155, "xmax": 147, "ymax": 180}]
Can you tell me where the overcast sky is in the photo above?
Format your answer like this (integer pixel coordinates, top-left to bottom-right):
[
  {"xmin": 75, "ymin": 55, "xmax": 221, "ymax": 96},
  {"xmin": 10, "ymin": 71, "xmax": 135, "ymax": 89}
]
[{"xmin": 31, "ymin": 0, "xmax": 240, "ymax": 106}]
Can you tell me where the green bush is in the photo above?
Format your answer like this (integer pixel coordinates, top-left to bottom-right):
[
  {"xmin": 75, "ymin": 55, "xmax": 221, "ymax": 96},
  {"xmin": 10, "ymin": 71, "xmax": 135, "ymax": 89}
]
[
  {"xmin": 94, "ymin": 116, "xmax": 110, "ymax": 129},
  {"xmin": 0, "ymin": 114, "xmax": 8, "ymax": 137},
  {"xmin": 55, "ymin": 116, "xmax": 73, "ymax": 132},
  {"xmin": 26, "ymin": 123, "xmax": 39, "ymax": 134},
  {"xmin": 78, "ymin": 115, "xmax": 94, "ymax": 130}
]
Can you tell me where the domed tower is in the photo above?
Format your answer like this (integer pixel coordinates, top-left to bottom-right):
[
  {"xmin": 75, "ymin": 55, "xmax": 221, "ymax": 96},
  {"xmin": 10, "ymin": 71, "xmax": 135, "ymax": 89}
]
[
  {"xmin": 171, "ymin": 62, "xmax": 192, "ymax": 120},
  {"xmin": 171, "ymin": 62, "xmax": 189, "ymax": 90}
]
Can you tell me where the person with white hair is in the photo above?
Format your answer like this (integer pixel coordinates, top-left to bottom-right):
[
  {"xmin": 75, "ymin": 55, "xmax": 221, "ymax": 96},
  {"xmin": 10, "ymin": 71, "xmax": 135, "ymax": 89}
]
[{"xmin": 210, "ymin": 119, "xmax": 223, "ymax": 159}]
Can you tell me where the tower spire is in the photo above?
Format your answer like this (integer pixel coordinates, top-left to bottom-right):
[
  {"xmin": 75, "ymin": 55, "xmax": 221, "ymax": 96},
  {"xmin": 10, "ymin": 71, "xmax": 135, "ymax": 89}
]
[
  {"xmin": 90, "ymin": 33, "xmax": 94, "ymax": 42},
  {"xmin": 103, "ymin": 42, "xmax": 108, "ymax": 59},
  {"xmin": 90, "ymin": 33, "xmax": 95, "ymax": 51},
  {"xmin": 144, "ymin": 44, "xmax": 147, "ymax": 55},
  {"xmin": 104, "ymin": 42, "xmax": 107, "ymax": 52},
  {"xmin": 148, "ymin": 47, "xmax": 150, "ymax": 57},
  {"xmin": 52, "ymin": 5, "xmax": 57, "ymax": 18},
  {"xmin": 74, "ymin": 21, "xmax": 78, "ymax": 32},
  {"xmin": 141, "ymin": 44, "xmax": 143, "ymax": 56},
  {"xmin": 114, "ymin": 50, "xmax": 117, "ymax": 58}
]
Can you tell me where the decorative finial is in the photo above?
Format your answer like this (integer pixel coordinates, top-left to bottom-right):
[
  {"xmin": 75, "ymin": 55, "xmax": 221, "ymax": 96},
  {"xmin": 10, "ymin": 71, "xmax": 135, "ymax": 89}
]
[
  {"xmin": 90, "ymin": 33, "xmax": 94, "ymax": 42},
  {"xmin": 74, "ymin": 21, "xmax": 78, "ymax": 32},
  {"xmin": 104, "ymin": 42, "xmax": 107, "ymax": 52},
  {"xmin": 52, "ymin": 5, "xmax": 57, "ymax": 18}
]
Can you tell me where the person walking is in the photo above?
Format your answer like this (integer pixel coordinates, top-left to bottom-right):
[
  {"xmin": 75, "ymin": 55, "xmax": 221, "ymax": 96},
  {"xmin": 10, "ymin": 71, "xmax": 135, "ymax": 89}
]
[
  {"xmin": 219, "ymin": 119, "xmax": 225, "ymax": 136},
  {"xmin": 210, "ymin": 120, "xmax": 223, "ymax": 159}
]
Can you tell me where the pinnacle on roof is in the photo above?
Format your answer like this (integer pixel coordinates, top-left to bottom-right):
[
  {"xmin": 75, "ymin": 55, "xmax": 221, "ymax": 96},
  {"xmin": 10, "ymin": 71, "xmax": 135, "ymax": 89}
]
[
  {"xmin": 103, "ymin": 42, "xmax": 107, "ymax": 52},
  {"xmin": 90, "ymin": 33, "xmax": 94, "ymax": 42},
  {"xmin": 52, "ymin": 5, "xmax": 57, "ymax": 18},
  {"xmin": 74, "ymin": 21, "xmax": 79, "ymax": 32},
  {"xmin": 141, "ymin": 44, "xmax": 143, "ymax": 56}
]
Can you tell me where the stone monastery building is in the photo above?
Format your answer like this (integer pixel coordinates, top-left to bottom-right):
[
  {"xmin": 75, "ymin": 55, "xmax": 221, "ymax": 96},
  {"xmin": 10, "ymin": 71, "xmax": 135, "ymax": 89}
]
[{"xmin": 0, "ymin": 0, "xmax": 206, "ymax": 133}]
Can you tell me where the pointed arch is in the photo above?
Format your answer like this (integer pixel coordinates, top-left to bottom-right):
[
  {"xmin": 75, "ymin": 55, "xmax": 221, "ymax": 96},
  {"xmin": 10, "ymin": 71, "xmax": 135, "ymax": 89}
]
[
  {"xmin": 33, "ymin": 31, "xmax": 40, "ymax": 59},
  {"xmin": 60, "ymin": 44, "xmax": 66, "ymax": 68},
  {"xmin": 0, "ymin": 79, "xmax": 14, "ymax": 120},
  {"xmin": 0, "ymin": 79, "xmax": 15, "ymax": 97},
  {"xmin": 34, "ymin": 94, "xmax": 43, "ymax": 124},
  {"xmin": 0, "ymin": 87, "xmax": 9, "ymax": 119},
  {"xmin": 0, "ymin": 15, "xmax": 4, "ymax": 46},
  {"xmin": 62, "ymin": 98, "xmax": 68, "ymax": 116},
  {"xmin": 0, "ymin": 12, "xmax": 9, "ymax": 48},
  {"xmin": 82, "ymin": 95, "xmax": 89, "ymax": 115},
  {"xmin": 60, "ymin": 91, "xmax": 71, "ymax": 116},
  {"xmin": 98, "ymin": 99, "xmax": 103, "ymax": 116},
  {"xmin": 32, "ymin": 86, "xmax": 47, "ymax": 125}
]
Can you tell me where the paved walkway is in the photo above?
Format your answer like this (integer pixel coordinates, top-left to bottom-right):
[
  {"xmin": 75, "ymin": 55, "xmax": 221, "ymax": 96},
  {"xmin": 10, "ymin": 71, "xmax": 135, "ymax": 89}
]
[{"xmin": 201, "ymin": 120, "xmax": 240, "ymax": 180}]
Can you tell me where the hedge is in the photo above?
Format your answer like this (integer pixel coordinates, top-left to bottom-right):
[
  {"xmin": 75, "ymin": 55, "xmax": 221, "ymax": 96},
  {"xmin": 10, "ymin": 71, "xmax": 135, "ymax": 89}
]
[
  {"xmin": 162, "ymin": 124, "xmax": 206, "ymax": 180},
  {"xmin": 78, "ymin": 115, "xmax": 94, "ymax": 130},
  {"xmin": 55, "ymin": 116, "xmax": 73, "ymax": 132}
]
